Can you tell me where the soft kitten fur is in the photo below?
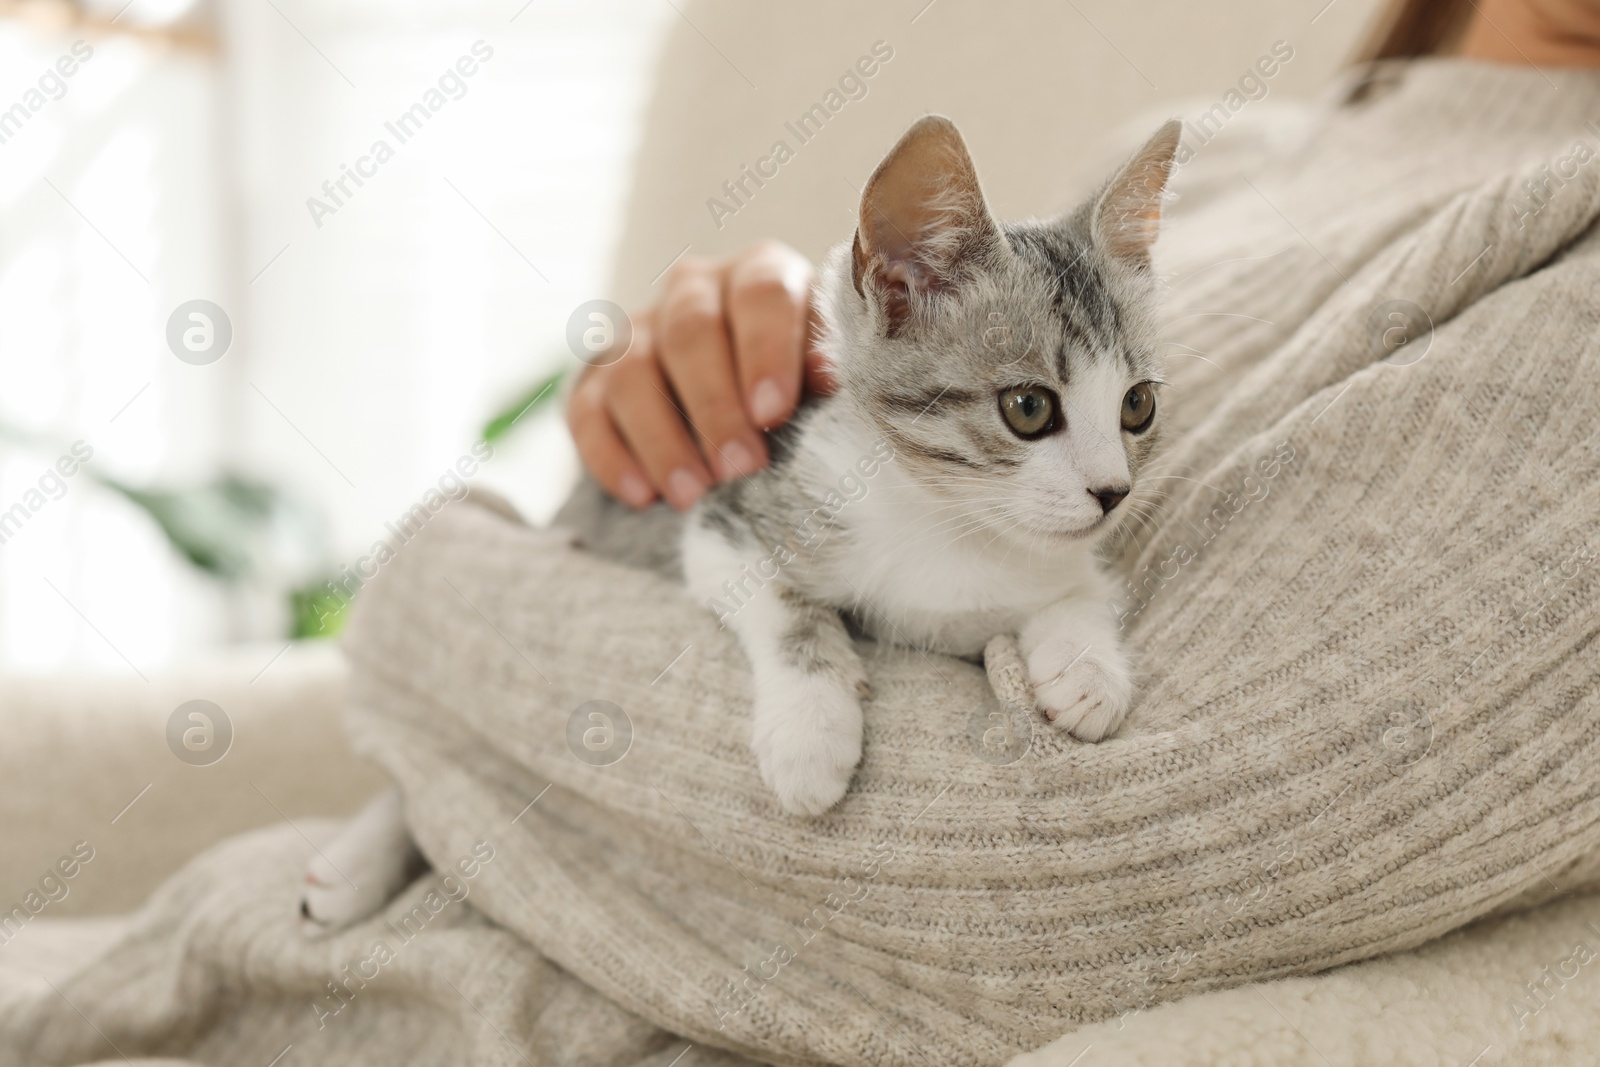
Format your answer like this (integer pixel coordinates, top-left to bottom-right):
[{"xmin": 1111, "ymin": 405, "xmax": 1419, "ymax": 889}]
[
  {"xmin": 683, "ymin": 115, "xmax": 1180, "ymax": 815},
  {"xmin": 298, "ymin": 116, "xmax": 1181, "ymax": 933}
]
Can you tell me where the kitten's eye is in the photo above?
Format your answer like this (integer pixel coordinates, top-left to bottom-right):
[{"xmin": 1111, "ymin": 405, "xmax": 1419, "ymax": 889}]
[
  {"xmin": 1121, "ymin": 382, "xmax": 1156, "ymax": 434},
  {"xmin": 998, "ymin": 386, "xmax": 1059, "ymax": 439}
]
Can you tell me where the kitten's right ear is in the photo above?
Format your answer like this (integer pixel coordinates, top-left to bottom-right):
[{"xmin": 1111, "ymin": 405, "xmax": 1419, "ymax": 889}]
[
  {"xmin": 852, "ymin": 115, "xmax": 1001, "ymax": 335},
  {"xmin": 1093, "ymin": 119, "xmax": 1182, "ymax": 269}
]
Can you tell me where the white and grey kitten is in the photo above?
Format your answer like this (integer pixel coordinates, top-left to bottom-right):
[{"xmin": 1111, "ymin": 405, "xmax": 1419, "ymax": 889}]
[
  {"xmin": 297, "ymin": 116, "xmax": 1179, "ymax": 933},
  {"xmin": 683, "ymin": 116, "xmax": 1180, "ymax": 815}
]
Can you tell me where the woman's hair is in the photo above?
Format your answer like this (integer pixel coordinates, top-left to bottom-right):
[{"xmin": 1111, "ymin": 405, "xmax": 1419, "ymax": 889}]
[{"xmin": 1356, "ymin": 0, "xmax": 1477, "ymax": 60}]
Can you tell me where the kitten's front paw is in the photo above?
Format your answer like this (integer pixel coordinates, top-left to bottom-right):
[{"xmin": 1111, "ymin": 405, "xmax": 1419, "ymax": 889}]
[
  {"xmin": 1026, "ymin": 640, "xmax": 1132, "ymax": 742},
  {"xmin": 752, "ymin": 674, "xmax": 864, "ymax": 816}
]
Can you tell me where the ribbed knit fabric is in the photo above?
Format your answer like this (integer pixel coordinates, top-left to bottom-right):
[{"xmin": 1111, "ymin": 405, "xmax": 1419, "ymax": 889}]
[{"xmin": 5, "ymin": 58, "xmax": 1600, "ymax": 1067}]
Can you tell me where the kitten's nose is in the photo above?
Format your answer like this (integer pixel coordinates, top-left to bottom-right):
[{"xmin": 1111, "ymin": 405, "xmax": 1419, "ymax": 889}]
[{"xmin": 1091, "ymin": 486, "xmax": 1129, "ymax": 514}]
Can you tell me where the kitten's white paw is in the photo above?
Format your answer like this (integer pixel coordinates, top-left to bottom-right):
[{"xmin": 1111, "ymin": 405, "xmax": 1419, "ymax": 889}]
[
  {"xmin": 300, "ymin": 859, "xmax": 408, "ymax": 937},
  {"xmin": 752, "ymin": 674, "xmax": 863, "ymax": 816},
  {"xmin": 1026, "ymin": 639, "xmax": 1132, "ymax": 742},
  {"xmin": 299, "ymin": 789, "xmax": 422, "ymax": 937}
]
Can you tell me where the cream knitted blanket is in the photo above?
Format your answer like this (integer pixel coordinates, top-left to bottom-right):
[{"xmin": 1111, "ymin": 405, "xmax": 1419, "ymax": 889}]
[{"xmin": 6, "ymin": 58, "xmax": 1600, "ymax": 1067}]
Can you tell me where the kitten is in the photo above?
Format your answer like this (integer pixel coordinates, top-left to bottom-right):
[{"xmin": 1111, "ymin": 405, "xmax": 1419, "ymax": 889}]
[
  {"xmin": 682, "ymin": 116, "xmax": 1179, "ymax": 815},
  {"xmin": 299, "ymin": 116, "xmax": 1179, "ymax": 933}
]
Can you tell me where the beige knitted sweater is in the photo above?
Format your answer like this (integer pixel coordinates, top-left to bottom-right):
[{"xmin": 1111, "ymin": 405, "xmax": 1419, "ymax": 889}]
[{"xmin": 6, "ymin": 57, "xmax": 1600, "ymax": 1067}]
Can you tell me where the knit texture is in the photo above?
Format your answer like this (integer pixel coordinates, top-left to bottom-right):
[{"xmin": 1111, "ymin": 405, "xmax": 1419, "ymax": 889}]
[{"xmin": 5, "ymin": 57, "xmax": 1600, "ymax": 1067}]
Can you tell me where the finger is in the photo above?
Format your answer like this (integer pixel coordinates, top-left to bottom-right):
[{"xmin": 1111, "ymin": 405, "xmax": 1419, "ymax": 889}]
[
  {"xmin": 657, "ymin": 260, "xmax": 768, "ymax": 482},
  {"xmin": 604, "ymin": 331, "xmax": 714, "ymax": 510},
  {"xmin": 567, "ymin": 368, "xmax": 657, "ymax": 508},
  {"xmin": 725, "ymin": 241, "xmax": 815, "ymax": 428}
]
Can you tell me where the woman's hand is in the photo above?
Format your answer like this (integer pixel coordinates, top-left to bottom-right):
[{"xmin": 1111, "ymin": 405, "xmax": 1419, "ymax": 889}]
[{"xmin": 567, "ymin": 241, "xmax": 834, "ymax": 510}]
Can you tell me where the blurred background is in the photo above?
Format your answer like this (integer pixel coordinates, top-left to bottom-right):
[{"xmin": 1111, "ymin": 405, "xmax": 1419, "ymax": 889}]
[
  {"xmin": 0, "ymin": 0, "xmax": 673, "ymax": 672},
  {"xmin": 0, "ymin": 0, "xmax": 1382, "ymax": 678},
  {"xmin": 0, "ymin": 0, "xmax": 1382, "ymax": 675},
  {"xmin": 1, "ymin": 0, "xmax": 1406, "ymax": 920}
]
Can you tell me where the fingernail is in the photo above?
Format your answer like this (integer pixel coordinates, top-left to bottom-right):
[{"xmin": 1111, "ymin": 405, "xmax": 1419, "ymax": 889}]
[
  {"xmin": 617, "ymin": 472, "xmax": 655, "ymax": 508},
  {"xmin": 666, "ymin": 468, "xmax": 707, "ymax": 510},
  {"xmin": 749, "ymin": 377, "xmax": 789, "ymax": 428},
  {"xmin": 718, "ymin": 438, "xmax": 761, "ymax": 480}
]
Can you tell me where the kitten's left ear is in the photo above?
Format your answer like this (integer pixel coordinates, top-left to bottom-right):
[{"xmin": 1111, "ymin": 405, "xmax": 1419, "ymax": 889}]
[
  {"xmin": 1093, "ymin": 119, "xmax": 1182, "ymax": 269},
  {"xmin": 853, "ymin": 115, "xmax": 1003, "ymax": 334}
]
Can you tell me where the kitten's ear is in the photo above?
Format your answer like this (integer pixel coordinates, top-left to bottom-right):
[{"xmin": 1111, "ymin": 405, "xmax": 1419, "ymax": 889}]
[
  {"xmin": 1093, "ymin": 119, "xmax": 1182, "ymax": 269},
  {"xmin": 852, "ymin": 115, "xmax": 1001, "ymax": 333}
]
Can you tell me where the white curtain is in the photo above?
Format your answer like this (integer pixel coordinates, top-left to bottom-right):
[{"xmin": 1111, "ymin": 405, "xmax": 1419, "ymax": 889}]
[
  {"xmin": 0, "ymin": 25, "xmax": 230, "ymax": 674},
  {"xmin": 0, "ymin": 0, "xmax": 671, "ymax": 673}
]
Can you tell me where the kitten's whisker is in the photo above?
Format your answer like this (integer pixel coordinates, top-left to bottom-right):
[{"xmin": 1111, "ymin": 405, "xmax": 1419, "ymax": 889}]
[
  {"xmin": 1115, "ymin": 499, "xmax": 1167, "ymax": 550},
  {"xmin": 892, "ymin": 503, "xmax": 1017, "ymax": 550},
  {"xmin": 1162, "ymin": 311, "xmax": 1277, "ymax": 328},
  {"xmin": 1156, "ymin": 342, "xmax": 1220, "ymax": 368},
  {"xmin": 905, "ymin": 500, "xmax": 1029, "ymax": 551},
  {"xmin": 1168, "ymin": 247, "xmax": 1289, "ymax": 290}
]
